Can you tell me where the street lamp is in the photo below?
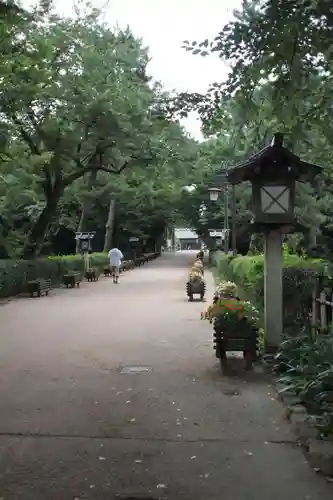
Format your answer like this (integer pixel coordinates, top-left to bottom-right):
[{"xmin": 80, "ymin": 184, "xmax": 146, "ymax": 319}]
[
  {"xmin": 208, "ymin": 187, "xmax": 221, "ymax": 202},
  {"xmin": 226, "ymin": 132, "xmax": 322, "ymax": 354},
  {"xmin": 208, "ymin": 179, "xmax": 229, "ymax": 253}
]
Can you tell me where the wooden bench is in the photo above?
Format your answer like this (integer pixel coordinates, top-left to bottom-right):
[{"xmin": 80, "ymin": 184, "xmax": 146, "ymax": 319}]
[
  {"xmin": 63, "ymin": 272, "xmax": 82, "ymax": 288},
  {"xmin": 27, "ymin": 278, "xmax": 51, "ymax": 297},
  {"xmin": 134, "ymin": 257, "xmax": 145, "ymax": 267},
  {"xmin": 85, "ymin": 268, "xmax": 99, "ymax": 282}
]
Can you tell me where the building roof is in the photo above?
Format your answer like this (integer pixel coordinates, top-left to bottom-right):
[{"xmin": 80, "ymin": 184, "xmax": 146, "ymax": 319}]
[
  {"xmin": 218, "ymin": 134, "xmax": 322, "ymax": 185},
  {"xmin": 175, "ymin": 228, "xmax": 198, "ymax": 239}
]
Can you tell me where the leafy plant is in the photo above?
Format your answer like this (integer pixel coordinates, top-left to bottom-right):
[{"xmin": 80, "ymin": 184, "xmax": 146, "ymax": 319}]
[
  {"xmin": 215, "ymin": 279, "xmax": 237, "ymax": 298},
  {"xmin": 275, "ymin": 329, "xmax": 333, "ymax": 436}
]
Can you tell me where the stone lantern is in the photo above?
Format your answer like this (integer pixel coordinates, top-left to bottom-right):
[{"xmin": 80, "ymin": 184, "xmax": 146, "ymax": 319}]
[{"xmin": 226, "ymin": 133, "xmax": 322, "ymax": 354}]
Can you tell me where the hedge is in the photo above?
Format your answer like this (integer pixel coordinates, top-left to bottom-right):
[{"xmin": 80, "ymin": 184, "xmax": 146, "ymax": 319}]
[
  {"xmin": 212, "ymin": 250, "xmax": 330, "ymax": 332},
  {"xmin": 0, "ymin": 253, "xmax": 110, "ymax": 298},
  {"xmin": 0, "ymin": 251, "xmax": 161, "ymax": 299}
]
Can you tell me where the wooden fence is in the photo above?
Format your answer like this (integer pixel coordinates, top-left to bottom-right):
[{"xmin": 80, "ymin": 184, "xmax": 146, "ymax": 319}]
[{"xmin": 312, "ymin": 288, "xmax": 333, "ymax": 333}]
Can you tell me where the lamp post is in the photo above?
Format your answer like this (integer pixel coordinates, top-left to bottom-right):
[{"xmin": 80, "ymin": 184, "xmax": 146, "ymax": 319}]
[
  {"xmin": 226, "ymin": 133, "xmax": 322, "ymax": 354},
  {"xmin": 75, "ymin": 232, "xmax": 96, "ymax": 272},
  {"xmin": 208, "ymin": 174, "xmax": 230, "ymax": 254}
]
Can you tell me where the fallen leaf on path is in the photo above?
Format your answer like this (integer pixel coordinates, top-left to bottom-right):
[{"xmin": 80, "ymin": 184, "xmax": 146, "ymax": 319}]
[
  {"xmin": 245, "ymin": 451, "xmax": 253, "ymax": 456},
  {"xmin": 134, "ymin": 459, "xmax": 142, "ymax": 463},
  {"xmin": 98, "ymin": 456, "xmax": 107, "ymax": 461},
  {"xmin": 126, "ymin": 400, "xmax": 131, "ymax": 404},
  {"xmin": 157, "ymin": 484, "xmax": 167, "ymax": 489},
  {"xmin": 130, "ymin": 418, "xmax": 136, "ymax": 422},
  {"xmin": 191, "ymin": 456, "xmax": 197, "ymax": 460}
]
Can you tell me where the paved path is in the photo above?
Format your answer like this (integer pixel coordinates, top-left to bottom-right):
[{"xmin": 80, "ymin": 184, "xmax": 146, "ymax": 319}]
[{"xmin": 0, "ymin": 251, "xmax": 332, "ymax": 500}]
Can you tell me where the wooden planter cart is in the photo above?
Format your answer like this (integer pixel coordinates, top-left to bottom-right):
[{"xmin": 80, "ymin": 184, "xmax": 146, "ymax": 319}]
[
  {"xmin": 85, "ymin": 268, "xmax": 99, "ymax": 282},
  {"xmin": 186, "ymin": 259, "xmax": 206, "ymax": 302},
  {"xmin": 186, "ymin": 279, "xmax": 206, "ymax": 301},
  {"xmin": 204, "ymin": 295, "xmax": 259, "ymax": 372},
  {"xmin": 213, "ymin": 316, "xmax": 259, "ymax": 372}
]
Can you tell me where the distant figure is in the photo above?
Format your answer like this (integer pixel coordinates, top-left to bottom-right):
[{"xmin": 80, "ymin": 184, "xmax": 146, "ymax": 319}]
[{"xmin": 108, "ymin": 247, "xmax": 123, "ymax": 284}]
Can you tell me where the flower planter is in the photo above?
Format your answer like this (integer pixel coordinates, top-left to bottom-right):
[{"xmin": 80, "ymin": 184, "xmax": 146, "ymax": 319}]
[
  {"xmin": 104, "ymin": 265, "xmax": 112, "ymax": 276},
  {"xmin": 85, "ymin": 268, "xmax": 99, "ymax": 282},
  {"xmin": 186, "ymin": 280, "xmax": 205, "ymax": 301},
  {"xmin": 213, "ymin": 317, "xmax": 259, "ymax": 372}
]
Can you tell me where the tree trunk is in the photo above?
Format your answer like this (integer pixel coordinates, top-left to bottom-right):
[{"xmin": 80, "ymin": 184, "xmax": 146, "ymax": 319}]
[
  {"xmin": 22, "ymin": 192, "xmax": 62, "ymax": 259},
  {"xmin": 75, "ymin": 170, "xmax": 98, "ymax": 253},
  {"xmin": 103, "ymin": 199, "xmax": 116, "ymax": 252}
]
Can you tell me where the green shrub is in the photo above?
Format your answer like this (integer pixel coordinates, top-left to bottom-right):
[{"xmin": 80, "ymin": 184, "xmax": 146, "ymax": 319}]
[
  {"xmin": 0, "ymin": 252, "xmax": 109, "ymax": 298},
  {"xmin": 275, "ymin": 329, "xmax": 333, "ymax": 437},
  {"xmin": 213, "ymin": 251, "xmax": 329, "ymax": 331}
]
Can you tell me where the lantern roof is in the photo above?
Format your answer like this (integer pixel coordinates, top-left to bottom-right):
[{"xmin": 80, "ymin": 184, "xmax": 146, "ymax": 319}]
[{"xmin": 223, "ymin": 134, "xmax": 322, "ymax": 185}]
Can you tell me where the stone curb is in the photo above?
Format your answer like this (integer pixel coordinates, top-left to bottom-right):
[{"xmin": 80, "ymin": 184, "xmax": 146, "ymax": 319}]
[{"xmin": 275, "ymin": 382, "xmax": 333, "ymax": 478}]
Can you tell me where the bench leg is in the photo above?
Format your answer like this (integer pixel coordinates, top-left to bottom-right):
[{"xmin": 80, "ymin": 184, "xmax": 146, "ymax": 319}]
[
  {"xmin": 219, "ymin": 347, "xmax": 228, "ymax": 374},
  {"xmin": 244, "ymin": 350, "xmax": 253, "ymax": 371}
]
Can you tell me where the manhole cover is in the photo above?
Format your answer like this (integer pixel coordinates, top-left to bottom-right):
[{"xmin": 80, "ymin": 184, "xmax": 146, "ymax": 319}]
[
  {"xmin": 116, "ymin": 496, "xmax": 157, "ymax": 500},
  {"xmin": 120, "ymin": 366, "xmax": 153, "ymax": 374},
  {"xmin": 222, "ymin": 389, "xmax": 241, "ymax": 396}
]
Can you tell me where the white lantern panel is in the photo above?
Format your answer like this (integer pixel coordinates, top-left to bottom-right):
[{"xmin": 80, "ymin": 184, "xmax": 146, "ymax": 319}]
[
  {"xmin": 208, "ymin": 188, "xmax": 220, "ymax": 201},
  {"xmin": 260, "ymin": 185, "xmax": 290, "ymax": 214}
]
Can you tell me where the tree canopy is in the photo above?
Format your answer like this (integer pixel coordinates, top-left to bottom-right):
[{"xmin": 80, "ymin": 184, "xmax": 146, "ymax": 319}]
[
  {"xmin": 0, "ymin": 1, "xmax": 200, "ymax": 258},
  {"xmin": 166, "ymin": 0, "xmax": 333, "ymax": 256},
  {"xmin": 3, "ymin": 0, "xmax": 333, "ymax": 258}
]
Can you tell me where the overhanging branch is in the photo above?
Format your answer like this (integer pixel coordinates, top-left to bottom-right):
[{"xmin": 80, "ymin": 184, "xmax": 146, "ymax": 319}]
[
  {"xmin": 62, "ymin": 160, "xmax": 130, "ymax": 186},
  {"xmin": 11, "ymin": 114, "xmax": 41, "ymax": 155}
]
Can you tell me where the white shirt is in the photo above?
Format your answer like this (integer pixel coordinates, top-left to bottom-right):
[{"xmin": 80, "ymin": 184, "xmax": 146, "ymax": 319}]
[{"xmin": 108, "ymin": 248, "xmax": 123, "ymax": 267}]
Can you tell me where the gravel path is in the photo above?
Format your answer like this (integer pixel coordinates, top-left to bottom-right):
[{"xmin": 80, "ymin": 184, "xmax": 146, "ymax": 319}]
[{"xmin": 0, "ymin": 250, "xmax": 331, "ymax": 499}]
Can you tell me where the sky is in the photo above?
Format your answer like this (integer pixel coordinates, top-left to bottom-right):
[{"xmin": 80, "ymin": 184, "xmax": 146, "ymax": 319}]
[{"xmin": 23, "ymin": 0, "xmax": 242, "ymax": 139}]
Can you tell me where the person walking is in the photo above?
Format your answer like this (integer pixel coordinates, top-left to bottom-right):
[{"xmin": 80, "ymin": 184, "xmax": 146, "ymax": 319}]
[{"xmin": 108, "ymin": 246, "xmax": 123, "ymax": 284}]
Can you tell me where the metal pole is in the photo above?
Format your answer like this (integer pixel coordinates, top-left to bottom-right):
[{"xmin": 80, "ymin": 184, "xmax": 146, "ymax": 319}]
[
  {"xmin": 223, "ymin": 178, "xmax": 229, "ymax": 253},
  {"xmin": 231, "ymin": 184, "xmax": 236, "ymax": 254}
]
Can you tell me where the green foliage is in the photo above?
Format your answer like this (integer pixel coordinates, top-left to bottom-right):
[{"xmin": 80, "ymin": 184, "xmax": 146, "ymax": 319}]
[
  {"xmin": 0, "ymin": 2, "xmax": 201, "ymax": 258},
  {"xmin": 212, "ymin": 250, "xmax": 329, "ymax": 331},
  {"xmin": 0, "ymin": 252, "xmax": 111, "ymax": 297},
  {"xmin": 276, "ymin": 329, "xmax": 333, "ymax": 438},
  {"xmin": 162, "ymin": 0, "xmax": 333, "ymax": 257}
]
